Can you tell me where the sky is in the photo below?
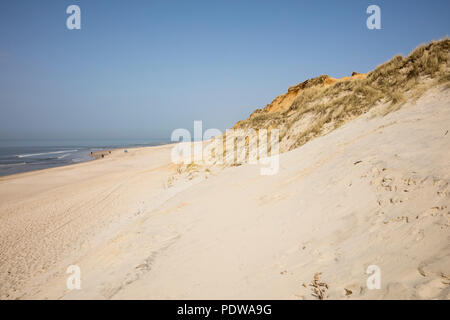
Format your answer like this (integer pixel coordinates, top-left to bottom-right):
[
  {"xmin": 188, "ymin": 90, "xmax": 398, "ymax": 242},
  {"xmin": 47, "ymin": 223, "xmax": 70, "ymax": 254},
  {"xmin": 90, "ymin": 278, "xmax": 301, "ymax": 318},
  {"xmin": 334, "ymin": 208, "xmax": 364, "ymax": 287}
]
[{"xmin": 0, "ymin": 0, "xmax": 449, "ymax": 142}]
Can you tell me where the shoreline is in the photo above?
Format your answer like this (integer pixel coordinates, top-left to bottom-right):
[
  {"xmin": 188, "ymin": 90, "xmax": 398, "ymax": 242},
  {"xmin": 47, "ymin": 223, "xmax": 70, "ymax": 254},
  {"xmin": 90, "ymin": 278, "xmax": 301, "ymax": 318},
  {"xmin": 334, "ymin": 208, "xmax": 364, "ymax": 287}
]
[{"xmin": 0, "ymin": 143, "xmax": 171, "ymax": 180}]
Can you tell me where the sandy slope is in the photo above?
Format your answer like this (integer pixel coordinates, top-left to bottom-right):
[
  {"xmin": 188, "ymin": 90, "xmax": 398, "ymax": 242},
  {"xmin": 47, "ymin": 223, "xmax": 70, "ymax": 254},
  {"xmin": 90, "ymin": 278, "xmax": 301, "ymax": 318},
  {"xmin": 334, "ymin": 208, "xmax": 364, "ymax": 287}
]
[{"xmin": 0, "ymin": 88, "xmax": 449, "ymax": 300}]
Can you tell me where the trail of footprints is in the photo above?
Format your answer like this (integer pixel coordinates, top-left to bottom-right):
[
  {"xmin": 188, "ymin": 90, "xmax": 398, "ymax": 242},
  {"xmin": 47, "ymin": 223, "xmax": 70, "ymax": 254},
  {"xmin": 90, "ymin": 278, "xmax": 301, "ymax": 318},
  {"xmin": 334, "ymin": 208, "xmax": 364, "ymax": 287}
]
[
  {"xmin": 362, "ymin": 166, "xmax": 450, "ymax": 228},
  {"xmin": 100, "ymin": 233, "xmax": 181, "ymax": 299},
  {"xmin": 359, "ymin": 165, "xmax": 450, "ymax": 298}
]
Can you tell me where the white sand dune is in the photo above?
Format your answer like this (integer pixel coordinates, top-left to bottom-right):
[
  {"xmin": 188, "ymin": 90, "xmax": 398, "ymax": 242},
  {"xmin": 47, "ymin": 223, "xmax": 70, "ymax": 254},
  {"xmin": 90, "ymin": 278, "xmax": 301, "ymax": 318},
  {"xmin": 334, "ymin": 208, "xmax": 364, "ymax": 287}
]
[{"xmin": 0, "ymin": 88, "xmax": 449, "ymax": 300}]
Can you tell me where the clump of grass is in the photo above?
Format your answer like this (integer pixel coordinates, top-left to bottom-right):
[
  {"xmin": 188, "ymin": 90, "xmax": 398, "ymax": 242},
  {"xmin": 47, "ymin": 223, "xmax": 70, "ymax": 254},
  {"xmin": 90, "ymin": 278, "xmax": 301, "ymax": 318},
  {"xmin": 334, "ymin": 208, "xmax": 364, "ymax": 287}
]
[
  {"xmin": 438, "ymin": 73, "xmax": 450, "ymax": 90},
  {"xmin": 380, "ymin": 91, "xmax": 406, "ymax": 116}
]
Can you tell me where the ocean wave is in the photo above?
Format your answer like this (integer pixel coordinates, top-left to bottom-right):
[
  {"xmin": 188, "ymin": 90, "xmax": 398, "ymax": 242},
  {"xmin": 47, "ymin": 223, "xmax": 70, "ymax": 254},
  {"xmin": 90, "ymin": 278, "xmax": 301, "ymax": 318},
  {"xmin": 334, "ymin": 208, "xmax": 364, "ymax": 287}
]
[
  {"xmin": 0, "ymin": 162, "xmax": 26, "ymax": 167},
  {"xmin": 16, "ymin": 150, "xmax": 78, "ymax": 158},
  {"xmin": 57, "ymin": 153, "xmax": 71, "ymax": 159}
]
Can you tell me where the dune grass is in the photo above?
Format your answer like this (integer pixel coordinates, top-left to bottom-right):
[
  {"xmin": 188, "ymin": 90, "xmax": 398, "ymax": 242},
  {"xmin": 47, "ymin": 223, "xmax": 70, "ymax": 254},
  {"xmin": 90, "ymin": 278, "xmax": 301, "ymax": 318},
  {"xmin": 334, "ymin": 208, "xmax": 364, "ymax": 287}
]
[{"xmin": 234, "ymin": 38, "xmax": 449, "ymax": 153}]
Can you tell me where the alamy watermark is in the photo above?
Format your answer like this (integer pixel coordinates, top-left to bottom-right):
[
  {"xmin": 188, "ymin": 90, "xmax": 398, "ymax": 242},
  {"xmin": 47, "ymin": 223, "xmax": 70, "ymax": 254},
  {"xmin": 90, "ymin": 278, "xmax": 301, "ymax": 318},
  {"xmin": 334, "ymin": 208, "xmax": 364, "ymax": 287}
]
[
  {"xmin": 66, "ymin": 4, "xmax": 81, "ymax": 30},
  {"xmin": 171, "ymin": 121, "xmax": 280, "ymax": 175},
  {"xmin": 64, "ymin": 5, "xmax": 382, "ymax": 32},
  {"xmin": 366, "ymin": 265, "xmax": 381, "ymax": 290},
  {"xmin": 66, "ymin": 265, "xmax": 81, "ymax": 290},
  {"xmin": 366, "ymin": 5, "xmax": 381, "ymax": 30}
]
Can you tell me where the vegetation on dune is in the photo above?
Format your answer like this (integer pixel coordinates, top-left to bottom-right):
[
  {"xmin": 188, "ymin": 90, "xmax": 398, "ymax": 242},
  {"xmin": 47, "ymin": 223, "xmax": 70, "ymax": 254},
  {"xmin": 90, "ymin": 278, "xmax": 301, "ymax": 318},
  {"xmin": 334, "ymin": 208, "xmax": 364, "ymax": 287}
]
[
  {"xmin": 234, "ymin": 38, "xmax": 449, "ymax": 153},
  {"xmin": 171, "ymin": 39, "xmax": 449, "ymax": 179}
]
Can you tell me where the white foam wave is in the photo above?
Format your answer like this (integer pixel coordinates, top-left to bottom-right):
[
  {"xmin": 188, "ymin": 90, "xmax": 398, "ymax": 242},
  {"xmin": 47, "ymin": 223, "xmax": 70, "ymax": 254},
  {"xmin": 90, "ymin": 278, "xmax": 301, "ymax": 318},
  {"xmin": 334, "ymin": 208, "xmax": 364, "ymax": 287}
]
[
  {"xmin": 17, "ymin": 150, "xmax": 78, "ymax": 158},
  {"xmin": 0, "ymin": 162, "xmax": 26, "ymax": 167}
]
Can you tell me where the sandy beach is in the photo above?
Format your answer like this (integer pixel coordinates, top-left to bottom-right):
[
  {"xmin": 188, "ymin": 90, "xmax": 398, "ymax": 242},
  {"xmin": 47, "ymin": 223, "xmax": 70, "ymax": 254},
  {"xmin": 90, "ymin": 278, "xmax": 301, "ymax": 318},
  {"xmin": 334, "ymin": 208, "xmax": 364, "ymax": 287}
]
[{"xmin": 1, "ymin": 87, "xmax": 449, "ymax": 300}]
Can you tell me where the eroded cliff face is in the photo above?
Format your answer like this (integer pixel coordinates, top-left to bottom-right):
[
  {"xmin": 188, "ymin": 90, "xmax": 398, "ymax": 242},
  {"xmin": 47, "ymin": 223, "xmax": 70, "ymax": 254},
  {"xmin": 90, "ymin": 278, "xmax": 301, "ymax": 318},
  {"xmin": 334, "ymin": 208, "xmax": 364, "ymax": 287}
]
[{"xmin": 261, "ymin": 73, "xmax": 367, "ymax": 114}]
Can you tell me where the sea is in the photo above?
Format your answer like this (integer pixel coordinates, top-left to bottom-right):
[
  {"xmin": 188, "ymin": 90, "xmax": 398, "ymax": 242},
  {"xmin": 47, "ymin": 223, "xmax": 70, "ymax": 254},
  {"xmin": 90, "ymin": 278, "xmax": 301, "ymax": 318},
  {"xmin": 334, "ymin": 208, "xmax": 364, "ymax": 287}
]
[{"xmin": 0, "ymin": 139, "xmax": 168, "ymax": 177}]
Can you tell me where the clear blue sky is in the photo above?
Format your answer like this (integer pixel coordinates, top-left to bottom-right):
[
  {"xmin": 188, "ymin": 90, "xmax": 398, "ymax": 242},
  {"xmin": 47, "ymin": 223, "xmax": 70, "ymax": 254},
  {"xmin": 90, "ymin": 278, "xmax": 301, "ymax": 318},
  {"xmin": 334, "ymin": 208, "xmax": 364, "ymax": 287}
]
[{"xmin": 0, "ymin": 0, "xmax": 449, "ymax": 141}]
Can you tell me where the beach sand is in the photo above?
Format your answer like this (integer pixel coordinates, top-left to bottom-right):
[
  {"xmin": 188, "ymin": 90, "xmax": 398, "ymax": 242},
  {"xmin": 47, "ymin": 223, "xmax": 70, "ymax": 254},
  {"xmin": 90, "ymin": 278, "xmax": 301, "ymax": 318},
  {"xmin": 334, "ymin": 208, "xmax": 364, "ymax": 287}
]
[{"xmin": 0, "ymin": 88, "xmax": 449, "ymax": 299}]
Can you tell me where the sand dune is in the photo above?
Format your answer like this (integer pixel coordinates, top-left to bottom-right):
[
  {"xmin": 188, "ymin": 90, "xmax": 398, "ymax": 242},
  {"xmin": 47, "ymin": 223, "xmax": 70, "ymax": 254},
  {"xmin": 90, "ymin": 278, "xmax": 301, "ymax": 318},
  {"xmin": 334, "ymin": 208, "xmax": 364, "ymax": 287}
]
[{"xmin": 0, "ymin": 87, "xmax": 449, "ymax": 299}]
